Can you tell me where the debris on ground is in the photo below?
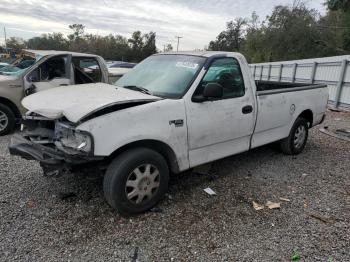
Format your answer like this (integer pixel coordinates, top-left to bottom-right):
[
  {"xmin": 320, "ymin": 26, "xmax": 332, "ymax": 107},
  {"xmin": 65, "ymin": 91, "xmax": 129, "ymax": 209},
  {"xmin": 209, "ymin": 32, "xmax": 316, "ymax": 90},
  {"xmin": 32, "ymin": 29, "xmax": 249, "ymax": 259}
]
[
  {"xmin": 58, "ymin": 192, "xmax": 77, "ymax": 201},
  {"xmin": 26, "ymin": 199, "xmax": 36, "ymax": 208},
  {"xmin": 309, "ymin": 213, "xmax": 334, "ymax": 224},
  {"xmin": 266, "ymin": 201, "xmax": 281, "ymax": 209},
  {"xmin": 291, "ymin": 253, "xmax": 301, "ymax": 260},
  {"xmin": 252, "ymin": 201, "xmax": 264, "ymax": 210},
  {"xmin": 203, "ymin": 187, "xmax": 216, "ymax": 196},
  {"xmin": 279, "ymin": 197, "xmax": 291, "ymax": 202},
  {"xmin": 319, "ymin": 127, "xmax": 350, "ymax": 142},
  {"xmin": 302, "ymin": 173, "xmax": 309, "ymax": 177},
  {"xmin": 336, "ymin": 128, "xmax": 350, "ymax": 138}
]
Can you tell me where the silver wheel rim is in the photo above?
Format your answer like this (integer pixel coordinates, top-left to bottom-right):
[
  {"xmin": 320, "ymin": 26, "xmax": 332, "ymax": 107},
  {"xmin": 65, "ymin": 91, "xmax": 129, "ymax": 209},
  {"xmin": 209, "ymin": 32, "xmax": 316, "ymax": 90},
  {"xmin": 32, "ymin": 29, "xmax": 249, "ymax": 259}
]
[
  {"xmin": 125, "ymin": 164, "xmax": 160, "ymax": 204},
  {"xmin": 294, "ymin": 125, "xmax": 306, "ymax": 149},
  {"xmin": 0, "ymin": 111, "xmax": 8, "ymax": 132}
]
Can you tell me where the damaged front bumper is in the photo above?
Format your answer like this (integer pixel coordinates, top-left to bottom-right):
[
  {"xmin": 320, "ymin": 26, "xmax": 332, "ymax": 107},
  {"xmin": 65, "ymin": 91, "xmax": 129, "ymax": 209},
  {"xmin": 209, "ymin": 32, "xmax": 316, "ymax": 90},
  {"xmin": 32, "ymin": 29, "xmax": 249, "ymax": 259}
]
[{"xmin": 9, "ymin": 134, "xmax": 102, "ymax": 166}]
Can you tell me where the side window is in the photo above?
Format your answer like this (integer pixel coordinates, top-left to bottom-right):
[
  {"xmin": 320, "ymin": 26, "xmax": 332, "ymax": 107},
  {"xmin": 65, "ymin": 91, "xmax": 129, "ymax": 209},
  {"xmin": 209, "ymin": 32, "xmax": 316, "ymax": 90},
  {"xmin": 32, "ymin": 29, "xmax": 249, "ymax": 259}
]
[
  {"xmin": 72, "ymin": 57, "xmax": 102, "ymax": 84},
  {"xmin": 28, "ymin": 56, "xmax": 67, "ymax": 82},
  {"xmin": 197, "ymin": 57, "xmax": 245, "ymax": 99}
]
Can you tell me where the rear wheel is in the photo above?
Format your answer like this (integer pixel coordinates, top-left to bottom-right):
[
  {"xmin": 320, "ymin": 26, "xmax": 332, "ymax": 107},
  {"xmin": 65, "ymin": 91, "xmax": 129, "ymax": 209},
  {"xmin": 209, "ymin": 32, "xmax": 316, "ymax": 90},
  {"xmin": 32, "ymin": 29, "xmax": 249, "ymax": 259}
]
[
  {"xmin": 280, "ymin": 117, "xmax": 309, "ymax": 155},
  {"xmin": 0, "ymin": 104, "xmax": 16, "ymax": 136},
  {"xmin": 103, "ymin": 148, "xmax": 169, "ymax": 216}
]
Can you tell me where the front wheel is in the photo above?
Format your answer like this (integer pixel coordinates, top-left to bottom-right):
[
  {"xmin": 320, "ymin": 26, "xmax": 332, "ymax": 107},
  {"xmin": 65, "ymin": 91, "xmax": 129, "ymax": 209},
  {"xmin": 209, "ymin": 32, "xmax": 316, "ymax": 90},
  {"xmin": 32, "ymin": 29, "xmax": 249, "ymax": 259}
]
[
  {"xmin": 280, "ymin": 117, "xmax": 309, "ymax": 155},
  {"xmin": 103, "ymin": 148, "xmax": 169, "ymax": 215}
]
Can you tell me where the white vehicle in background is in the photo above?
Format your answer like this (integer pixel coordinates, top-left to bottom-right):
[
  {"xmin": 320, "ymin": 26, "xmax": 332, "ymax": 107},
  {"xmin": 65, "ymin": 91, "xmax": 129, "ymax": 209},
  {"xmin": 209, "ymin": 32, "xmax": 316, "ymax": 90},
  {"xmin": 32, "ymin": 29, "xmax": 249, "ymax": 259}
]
[
  {"xmin": 9, "ymin": 51, "xmax": 328, "ymax": 215},
  {"xmin": 108, "ymin": 62, "xmax": 137, "ymax": 82}
]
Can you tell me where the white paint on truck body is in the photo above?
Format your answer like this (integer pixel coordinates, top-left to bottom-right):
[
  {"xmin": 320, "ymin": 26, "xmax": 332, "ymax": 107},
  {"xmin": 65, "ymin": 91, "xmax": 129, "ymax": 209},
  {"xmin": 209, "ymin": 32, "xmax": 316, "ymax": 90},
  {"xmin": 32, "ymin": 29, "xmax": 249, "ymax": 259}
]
[{"xmin": 21, "ymin": 51, "xmax": 328, "ymax": 173}]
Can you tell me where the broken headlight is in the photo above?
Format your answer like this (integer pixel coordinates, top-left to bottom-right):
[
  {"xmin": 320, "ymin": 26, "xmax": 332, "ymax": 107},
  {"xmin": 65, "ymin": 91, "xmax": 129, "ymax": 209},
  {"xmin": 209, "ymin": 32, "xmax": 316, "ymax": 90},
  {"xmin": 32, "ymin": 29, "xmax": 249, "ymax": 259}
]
[{"xmin": 54, "ymin": 122, "xmax": 93, "ymax": 155}]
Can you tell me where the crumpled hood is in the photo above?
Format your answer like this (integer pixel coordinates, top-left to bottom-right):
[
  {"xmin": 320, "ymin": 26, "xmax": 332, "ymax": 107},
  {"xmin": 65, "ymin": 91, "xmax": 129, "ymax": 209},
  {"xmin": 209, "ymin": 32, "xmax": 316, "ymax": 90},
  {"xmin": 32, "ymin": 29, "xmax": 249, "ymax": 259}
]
[{"xmin": 22, "ymin": 83, "xmax": 161, "ymax": 123}]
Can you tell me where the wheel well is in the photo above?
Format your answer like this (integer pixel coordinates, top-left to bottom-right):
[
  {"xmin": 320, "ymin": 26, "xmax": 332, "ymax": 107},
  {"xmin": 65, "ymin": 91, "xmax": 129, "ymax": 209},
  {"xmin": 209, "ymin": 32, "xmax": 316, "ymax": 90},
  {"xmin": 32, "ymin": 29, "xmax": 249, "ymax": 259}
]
[
  {"xmin": 0, "ymin": 97, "xmax": 21, "ymax": 119},
  {"xmin": 298, "ymin": 109, "xmax": 313, "ymax": 126},
  {"xmin": 107, "ymin": 140, "xmax": 180, "ymax": 174}
]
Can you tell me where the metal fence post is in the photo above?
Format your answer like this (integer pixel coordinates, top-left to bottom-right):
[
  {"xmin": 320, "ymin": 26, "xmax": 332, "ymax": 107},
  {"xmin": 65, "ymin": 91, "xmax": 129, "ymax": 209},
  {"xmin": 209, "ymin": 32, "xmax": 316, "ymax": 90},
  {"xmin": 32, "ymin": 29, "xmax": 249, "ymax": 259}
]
[
  {"xmin": 253, "ymin": 65, "xmax": 256, "ymax": 79},
  {"xmin": 259, "ymin": 65, "xmax": 263, "ymax": 80},
  {"xmin": 291, "ymin": 63, "xmax": 297, "ymax": 83},
  {"xmin": 267, "ymin": 64, "xmax": 272, "ymax": 80},
  {"xmin": 278, "ymin": 64, "xmax": 283, "ymax": 81},
  {"xmin": 310, "ymin": 62, "xmax": 317, "ymax": 84},
  {"xmin": 334, "ymin": 59, "xmax": 347, "ymax": 108}
]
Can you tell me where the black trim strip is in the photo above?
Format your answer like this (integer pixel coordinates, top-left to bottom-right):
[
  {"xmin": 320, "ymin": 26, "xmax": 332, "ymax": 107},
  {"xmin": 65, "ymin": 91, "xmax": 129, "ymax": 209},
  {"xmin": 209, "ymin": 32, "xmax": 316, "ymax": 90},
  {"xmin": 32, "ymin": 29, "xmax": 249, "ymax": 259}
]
[{"xmin": 257, "ymin": 84, "xmax": 327, "ymax": 96}]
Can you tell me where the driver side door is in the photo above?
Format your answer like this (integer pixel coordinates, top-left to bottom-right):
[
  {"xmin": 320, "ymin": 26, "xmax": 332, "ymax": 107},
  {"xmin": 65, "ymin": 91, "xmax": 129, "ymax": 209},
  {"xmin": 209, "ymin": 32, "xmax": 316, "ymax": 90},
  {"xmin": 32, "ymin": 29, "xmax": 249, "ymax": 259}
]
[
  {"xmin": 24, "ymin": 54, "xmax": 72, "ymax": 96},
  {"xmin": 186, "ymin": 57, "xmax": 256, "ymax": 167}
]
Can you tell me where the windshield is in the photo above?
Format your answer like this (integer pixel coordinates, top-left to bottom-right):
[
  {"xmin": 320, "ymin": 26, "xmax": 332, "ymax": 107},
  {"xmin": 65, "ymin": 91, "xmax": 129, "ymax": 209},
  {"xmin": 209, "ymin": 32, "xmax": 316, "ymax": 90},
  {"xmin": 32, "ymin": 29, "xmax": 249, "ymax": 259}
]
[
  {"xmin": 115, "ymin": 55, "xmax": 206, "ymax": 98},
  {"xmin": 0, "ymin": 57, "xmax": 35, "ymax": 76}
]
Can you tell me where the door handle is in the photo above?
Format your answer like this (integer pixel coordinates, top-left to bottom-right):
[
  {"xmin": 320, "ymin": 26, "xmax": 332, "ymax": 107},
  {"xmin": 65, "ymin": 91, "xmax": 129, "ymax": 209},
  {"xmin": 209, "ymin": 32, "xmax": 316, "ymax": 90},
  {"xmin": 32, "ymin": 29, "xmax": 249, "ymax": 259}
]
[{"xmin": 242, "ymin": 105, "xmax": 253, "ymax": 114}]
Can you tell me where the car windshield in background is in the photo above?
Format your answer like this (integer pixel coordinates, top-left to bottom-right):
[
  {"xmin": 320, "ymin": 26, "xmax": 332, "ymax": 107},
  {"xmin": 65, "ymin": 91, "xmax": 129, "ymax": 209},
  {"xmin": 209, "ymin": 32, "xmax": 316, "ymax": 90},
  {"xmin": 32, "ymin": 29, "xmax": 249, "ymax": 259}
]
[
  {"xmin": 115, "ymin": 55, "xmax": 206, "ymax": 98},
  {"xmin": 0, "ymin": 57, "xmax": 35, "ymax": 76},
  {"xmin": 110, "ymin": 62, "xmax": 136, "ymax": 68}
]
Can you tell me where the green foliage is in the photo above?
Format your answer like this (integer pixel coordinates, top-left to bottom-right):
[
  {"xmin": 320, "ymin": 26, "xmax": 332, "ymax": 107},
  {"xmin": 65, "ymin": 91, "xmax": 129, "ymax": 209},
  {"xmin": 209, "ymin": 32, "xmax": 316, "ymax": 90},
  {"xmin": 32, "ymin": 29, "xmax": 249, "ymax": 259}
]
[
  {"xmin": 327, "ymin": 0, "xmax": 350, "ymax": 11},
  {"xmin": 164, "ymin": 43, "xmax": 173, "ymax": 52},
  {"xmin": 208, "ymin": 18, "xmax": 247, "ymax": 52},
  {"xmin": 5, "ymin": 37, "xmax": 26, "ymax": 51},
  {"xmin": 7, "ymin": 24, "xmax": 158, "ymax": 62},
  {"xmin": 209, "ymin": 1, "xmax": 350, "ymax": 63}
]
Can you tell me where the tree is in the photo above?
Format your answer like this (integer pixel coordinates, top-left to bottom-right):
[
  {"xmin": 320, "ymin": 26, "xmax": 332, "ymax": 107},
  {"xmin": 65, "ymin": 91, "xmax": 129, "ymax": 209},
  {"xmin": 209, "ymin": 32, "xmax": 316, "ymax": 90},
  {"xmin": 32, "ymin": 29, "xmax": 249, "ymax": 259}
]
[
  {"xmin": 68, "ymin": 24, "xmax": 85, "ymax": 41},
  {"xmin": 208, "ymin": 18, "xmax": 247, "ymax": 51},
  {"xmin": 26, "ymin": 33, "xmax": 69, "ymax": 50},
  {"xmin": 68, "ymin": 24, "xmax": 88, "ymax": 51},
  {"xmin": 6, "ymin": 37, "xmax": 26, "ymax": 51},
  {"xmin": 327, "ymin": 0, "xmax": 350, "ymax": 11},
  {"xmin": 326, "ymin": 0, "xmax": 350, "ymax": 50},
  {"xmin": 142, "ymin": 31, "xmax": 157, "ymax": 58},
  {"xmin": 164, "ymin": 44, "xmax": 173, "ymax": 52}
]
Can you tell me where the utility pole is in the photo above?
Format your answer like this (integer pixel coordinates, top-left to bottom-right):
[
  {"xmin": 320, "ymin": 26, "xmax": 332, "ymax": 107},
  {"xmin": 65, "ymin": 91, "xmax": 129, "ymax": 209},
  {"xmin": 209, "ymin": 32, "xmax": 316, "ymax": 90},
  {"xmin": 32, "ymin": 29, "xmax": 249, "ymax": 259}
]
[
  {"xmin": 175, "ymin": 36, "xmax": 183, "ymax": 52},
  {"xmin": 4, "ymin": 27, "xmax": 7, "ymax": 49}
]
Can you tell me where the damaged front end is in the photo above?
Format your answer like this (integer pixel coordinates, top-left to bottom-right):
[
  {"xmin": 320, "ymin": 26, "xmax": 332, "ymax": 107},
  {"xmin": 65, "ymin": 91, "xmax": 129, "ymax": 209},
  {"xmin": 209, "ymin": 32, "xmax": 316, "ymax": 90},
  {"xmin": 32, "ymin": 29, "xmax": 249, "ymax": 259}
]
[{"xmin": 9, "ymin": 114, "xmax": 103, "ymax": 175}]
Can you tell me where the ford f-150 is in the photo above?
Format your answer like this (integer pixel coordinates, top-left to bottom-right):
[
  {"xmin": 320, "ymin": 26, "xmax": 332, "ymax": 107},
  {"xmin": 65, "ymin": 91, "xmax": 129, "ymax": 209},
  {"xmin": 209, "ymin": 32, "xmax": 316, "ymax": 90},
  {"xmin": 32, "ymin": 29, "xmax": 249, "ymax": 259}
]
[{"xmin": 9, "ymin": 51, "xmax": 328, "ymax": 215}]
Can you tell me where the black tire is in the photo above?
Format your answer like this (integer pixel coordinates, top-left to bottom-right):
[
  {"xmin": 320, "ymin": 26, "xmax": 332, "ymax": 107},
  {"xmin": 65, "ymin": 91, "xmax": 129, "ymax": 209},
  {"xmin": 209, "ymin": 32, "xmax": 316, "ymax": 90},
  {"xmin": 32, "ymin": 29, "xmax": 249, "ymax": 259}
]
[
  {"xmin": 280, "ymin": 117, "xmax": 309, "ymax": 155},
  {"xmin": 103, "ymin": 148, "xmax": 169, "ymax": 216},
  {"xmin": 0, "ymin": 103, "xmax": 16, "ymax": 136}
]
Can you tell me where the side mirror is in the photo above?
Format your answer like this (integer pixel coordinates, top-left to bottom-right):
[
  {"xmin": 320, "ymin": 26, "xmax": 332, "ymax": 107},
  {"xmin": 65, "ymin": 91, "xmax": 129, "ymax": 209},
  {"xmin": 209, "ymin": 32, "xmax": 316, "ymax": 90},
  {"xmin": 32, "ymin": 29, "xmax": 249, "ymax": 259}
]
[
  {"xmin": 203, "ymin": 83, "xmax": 223, "ymax": 98},
  {"xmin": 192, "ymin": 83, "xmax": 223, "ymax": 103}
]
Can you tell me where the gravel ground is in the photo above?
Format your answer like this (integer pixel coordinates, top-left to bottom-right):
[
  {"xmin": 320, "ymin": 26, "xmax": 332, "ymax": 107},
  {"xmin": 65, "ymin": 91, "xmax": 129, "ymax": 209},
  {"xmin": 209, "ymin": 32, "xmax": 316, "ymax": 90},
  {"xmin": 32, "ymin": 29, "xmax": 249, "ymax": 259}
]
[{"xmin": 0, "ymin": 111, "xmax": 349, "ymax": 261}]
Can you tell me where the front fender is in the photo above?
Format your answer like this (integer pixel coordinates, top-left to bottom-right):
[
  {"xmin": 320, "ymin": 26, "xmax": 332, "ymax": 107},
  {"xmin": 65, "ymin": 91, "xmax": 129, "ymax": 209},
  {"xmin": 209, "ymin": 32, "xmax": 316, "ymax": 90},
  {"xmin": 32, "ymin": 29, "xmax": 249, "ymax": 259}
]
[{"xmin": 77, "ymin": 99, "xmax": 189, "ymax": 171}]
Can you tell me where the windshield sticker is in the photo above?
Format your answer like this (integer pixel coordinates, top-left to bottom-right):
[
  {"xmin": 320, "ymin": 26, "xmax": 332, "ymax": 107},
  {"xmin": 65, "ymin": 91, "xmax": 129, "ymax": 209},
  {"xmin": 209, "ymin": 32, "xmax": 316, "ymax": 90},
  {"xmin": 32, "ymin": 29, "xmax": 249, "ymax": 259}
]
[{"xmin": 176, "ymin": 61, "xmax": 199, "ymax": 69}]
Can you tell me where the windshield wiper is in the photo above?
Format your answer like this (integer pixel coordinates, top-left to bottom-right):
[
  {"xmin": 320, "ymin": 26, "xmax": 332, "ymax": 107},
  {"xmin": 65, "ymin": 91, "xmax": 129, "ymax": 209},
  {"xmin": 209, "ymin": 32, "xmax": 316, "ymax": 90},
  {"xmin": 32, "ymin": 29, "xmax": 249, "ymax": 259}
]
[{"xmin": 123, "ymin": 85, "xmax": 152, "ymax": 95}]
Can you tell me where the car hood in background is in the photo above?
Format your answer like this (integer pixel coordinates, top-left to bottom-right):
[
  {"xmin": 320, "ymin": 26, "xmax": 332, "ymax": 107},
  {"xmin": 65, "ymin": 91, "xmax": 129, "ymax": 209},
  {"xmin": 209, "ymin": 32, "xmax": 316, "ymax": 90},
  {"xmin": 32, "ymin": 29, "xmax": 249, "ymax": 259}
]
[{"xmin": 22, "ymin": 83, "xmax": 161, "ymax": 123}]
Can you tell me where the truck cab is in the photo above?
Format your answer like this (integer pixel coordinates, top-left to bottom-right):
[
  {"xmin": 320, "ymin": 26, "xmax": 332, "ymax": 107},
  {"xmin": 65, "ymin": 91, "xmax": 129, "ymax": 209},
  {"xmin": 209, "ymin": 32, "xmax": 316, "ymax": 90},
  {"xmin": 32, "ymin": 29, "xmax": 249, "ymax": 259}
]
[{"xmin": 0, "ymin": 49, "xmax": 109, "ymax": 135}]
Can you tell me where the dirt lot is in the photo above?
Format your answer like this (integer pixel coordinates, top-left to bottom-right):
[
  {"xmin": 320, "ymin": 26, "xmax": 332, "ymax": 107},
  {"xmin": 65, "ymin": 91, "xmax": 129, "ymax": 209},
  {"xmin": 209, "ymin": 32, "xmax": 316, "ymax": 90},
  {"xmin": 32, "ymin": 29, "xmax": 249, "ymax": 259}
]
[{"xmin": 0, "ymin": 111, "xmax": 349, "ymax": 261}]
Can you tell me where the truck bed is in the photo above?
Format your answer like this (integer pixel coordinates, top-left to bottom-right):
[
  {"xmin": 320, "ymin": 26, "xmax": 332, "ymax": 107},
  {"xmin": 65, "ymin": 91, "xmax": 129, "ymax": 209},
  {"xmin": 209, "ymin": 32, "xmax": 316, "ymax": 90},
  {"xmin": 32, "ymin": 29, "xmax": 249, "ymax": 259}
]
[{"xmin": 255, "ymin": 80, "xmax": 327, "ymax": 96}]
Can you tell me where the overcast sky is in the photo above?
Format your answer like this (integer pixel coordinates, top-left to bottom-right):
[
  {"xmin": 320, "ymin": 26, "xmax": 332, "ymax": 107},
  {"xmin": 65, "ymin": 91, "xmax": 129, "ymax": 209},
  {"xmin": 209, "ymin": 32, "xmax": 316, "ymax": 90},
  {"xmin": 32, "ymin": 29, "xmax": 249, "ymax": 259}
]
[{"xmin": 0, "ymin": 0, "xmax": 326, "ymax": 50}]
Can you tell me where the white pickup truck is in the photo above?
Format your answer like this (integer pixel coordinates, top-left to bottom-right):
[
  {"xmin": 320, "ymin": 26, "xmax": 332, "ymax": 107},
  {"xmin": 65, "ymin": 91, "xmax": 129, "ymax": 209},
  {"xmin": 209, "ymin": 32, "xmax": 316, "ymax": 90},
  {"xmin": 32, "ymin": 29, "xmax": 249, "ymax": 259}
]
[{"xmin": 9, "ymin": 51, "xmax": 328, "ymax": 215}]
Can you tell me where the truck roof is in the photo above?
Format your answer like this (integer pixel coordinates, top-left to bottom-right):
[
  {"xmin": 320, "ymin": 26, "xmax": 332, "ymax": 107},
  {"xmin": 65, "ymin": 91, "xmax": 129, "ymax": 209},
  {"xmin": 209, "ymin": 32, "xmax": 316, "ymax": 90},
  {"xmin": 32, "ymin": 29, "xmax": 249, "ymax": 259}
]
[
  {"xmin": 158, "ymin": 51, "xmax": 241, "ymax": 58},
  {"xmin": 22, "ymin": 49, "xmax": 100, "ymax": 58}
]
